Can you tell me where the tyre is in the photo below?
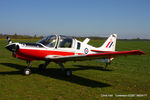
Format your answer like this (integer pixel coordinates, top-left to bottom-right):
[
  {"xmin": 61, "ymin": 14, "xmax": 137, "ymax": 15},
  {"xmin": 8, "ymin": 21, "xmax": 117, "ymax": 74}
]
[
  {"xmin": 39, "ymin": 64, "xmax": 46, "ymax": 72},
  {"xmin": 24, "ymin": 68, "xmax": 31, "ymax": 76},
  {"xmin": 65, "ymin": 69, "xmax": 72, "ymax": 77}
]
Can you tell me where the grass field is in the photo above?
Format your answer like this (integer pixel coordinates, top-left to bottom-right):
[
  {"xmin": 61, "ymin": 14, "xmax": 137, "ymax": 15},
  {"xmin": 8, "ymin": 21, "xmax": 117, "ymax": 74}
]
[{"xmin": 0, "ymin": 39, "xmax": 150, "ymax": 100}]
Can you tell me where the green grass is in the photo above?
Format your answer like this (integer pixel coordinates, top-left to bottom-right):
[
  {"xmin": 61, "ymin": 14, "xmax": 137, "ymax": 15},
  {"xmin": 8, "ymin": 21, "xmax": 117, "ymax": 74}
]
[{"xmin": 0, "ymin": 39, "xmax": 150, "ymax": 100}]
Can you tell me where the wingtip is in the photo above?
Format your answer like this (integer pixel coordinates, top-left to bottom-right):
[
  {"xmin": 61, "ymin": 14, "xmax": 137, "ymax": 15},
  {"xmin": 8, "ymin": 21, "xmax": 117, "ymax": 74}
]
[
  {"xmin": 140, "ymin": 51, "xmax": 145, "ymax": 55},
  {"xmin": 136, "ymin": 50, "xmax": 145, "ymax": 55}
]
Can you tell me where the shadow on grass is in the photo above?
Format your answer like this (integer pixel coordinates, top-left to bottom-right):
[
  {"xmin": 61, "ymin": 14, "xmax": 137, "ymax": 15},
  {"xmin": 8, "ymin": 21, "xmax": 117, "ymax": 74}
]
[
  {"xmin": 73, "ymin": 65, "xmax": 113, "ymax": 71},
  {"xmin": 0, "ymin": 63, "xmax": 111, "ymax": 88}
]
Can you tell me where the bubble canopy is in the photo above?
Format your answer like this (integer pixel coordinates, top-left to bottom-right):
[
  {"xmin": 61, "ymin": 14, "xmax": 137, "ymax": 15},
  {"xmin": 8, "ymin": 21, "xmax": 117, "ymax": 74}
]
[{"xmin": 37, "ymin": 35, "xmax": 73, "ymax": 48}]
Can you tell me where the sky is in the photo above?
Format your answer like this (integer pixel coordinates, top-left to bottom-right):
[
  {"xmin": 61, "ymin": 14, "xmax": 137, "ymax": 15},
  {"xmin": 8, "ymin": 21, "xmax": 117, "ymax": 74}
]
[{"xmin": 0, "ymin": 0, "xmax": 150, "ymax": 39}]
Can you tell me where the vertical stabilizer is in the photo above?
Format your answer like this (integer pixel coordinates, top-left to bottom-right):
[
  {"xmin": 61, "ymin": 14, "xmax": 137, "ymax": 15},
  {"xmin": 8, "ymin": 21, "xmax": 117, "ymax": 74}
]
[{"xmin": 99, "ymin": 34, "xmax": 117, "ymax": 51}]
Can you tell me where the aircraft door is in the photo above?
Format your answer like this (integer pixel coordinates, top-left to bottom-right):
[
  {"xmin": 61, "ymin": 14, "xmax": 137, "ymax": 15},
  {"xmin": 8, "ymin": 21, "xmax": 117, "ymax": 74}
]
[{"xmin": 57, "ymin": 35, "xmax": 75, "ymax": 52}]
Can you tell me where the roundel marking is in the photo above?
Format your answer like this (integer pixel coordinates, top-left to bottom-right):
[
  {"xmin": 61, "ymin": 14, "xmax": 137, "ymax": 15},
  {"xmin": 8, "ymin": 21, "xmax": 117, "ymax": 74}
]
[{"xmin": 84, "ymin": 48, "xmax": 89, "ymax": 54}]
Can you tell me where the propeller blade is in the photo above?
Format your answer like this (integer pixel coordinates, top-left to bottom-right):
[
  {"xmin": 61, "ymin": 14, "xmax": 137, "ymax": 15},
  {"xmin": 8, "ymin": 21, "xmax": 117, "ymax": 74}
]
[{"xmin": 6, "ymin": 36, "xmax": 12, "ymax": 44}]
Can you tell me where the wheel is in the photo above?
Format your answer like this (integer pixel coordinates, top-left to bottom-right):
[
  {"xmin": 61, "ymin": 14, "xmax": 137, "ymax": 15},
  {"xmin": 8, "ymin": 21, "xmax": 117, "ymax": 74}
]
[
  {"xmin": 39, "ymin": 64, "xmax": 46, "ymax": 72},
  {"xmin": 24, "ymin": 68, "xmax": 31, "ymax": 76},
  {"xmin": 65, "ymin": 69, "xmax": 72, "ymax": 77}
]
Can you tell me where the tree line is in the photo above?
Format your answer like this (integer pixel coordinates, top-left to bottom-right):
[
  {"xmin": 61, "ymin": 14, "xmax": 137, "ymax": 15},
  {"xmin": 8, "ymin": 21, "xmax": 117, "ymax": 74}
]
[
  {"xmin": 0, "ymin": 33, "xmax": 149, "ymax": 41},
  {"xmin": 0, "ymin": 33, "xmax": 106, "ymax": 40},
  {"xmin": 0, "ymin": 34, "xmax": 43, "ymax": 39}
]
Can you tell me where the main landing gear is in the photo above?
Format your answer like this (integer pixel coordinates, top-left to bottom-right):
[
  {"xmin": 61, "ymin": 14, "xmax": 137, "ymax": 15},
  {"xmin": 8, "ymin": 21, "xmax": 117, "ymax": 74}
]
[
  {"xmin": 58, "ymin": 63, "xmax": 72, "ymax": 77},
  {"xmin": 104, "ymin": 63, "xmax": 110, "ymax": 70},
  {"xmin": 38, "ymin": 62, "xmax": 72, "ymax": 77},
  {"xmin": 39, "ymin": 61, "xmax": 50, "ymax": 72}
]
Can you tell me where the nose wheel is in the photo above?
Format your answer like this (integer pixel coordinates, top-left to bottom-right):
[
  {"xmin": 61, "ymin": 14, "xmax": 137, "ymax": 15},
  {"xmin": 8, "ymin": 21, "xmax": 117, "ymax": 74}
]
[
  {"xmin": 24, "ymin": 68, "xmax": 31, "ymax": 76},
  {"xmin": 24, "ymin": 61, "xmax": 31, "ymax": 76}
]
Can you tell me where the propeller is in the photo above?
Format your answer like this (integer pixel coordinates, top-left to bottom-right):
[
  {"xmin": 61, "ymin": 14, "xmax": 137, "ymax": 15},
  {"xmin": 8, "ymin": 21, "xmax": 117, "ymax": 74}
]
[
  {"xmin": 5, "ymin": 36, "xmax": 19, "ymax": 52},
  {"xmin": 5, "ymin": 44, "xmax": 19, "ymax": 52}
]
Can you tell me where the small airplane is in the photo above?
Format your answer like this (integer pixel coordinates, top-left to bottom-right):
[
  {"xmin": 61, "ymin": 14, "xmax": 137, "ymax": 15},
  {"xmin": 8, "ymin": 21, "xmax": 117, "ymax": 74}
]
[{"xmin": 5, "ymin": 34, "xmax": 145, "ymax": 76}]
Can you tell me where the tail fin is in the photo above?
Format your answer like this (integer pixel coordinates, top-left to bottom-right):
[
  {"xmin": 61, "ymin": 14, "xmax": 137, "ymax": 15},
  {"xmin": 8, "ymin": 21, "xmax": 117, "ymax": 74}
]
[
  {"xmin": 99, "ymin": 34, "xmax": 117, "ymax": 51},
  {"xmin": 6, "ymin": 36, "xmax": 12, "ymax": 44}
]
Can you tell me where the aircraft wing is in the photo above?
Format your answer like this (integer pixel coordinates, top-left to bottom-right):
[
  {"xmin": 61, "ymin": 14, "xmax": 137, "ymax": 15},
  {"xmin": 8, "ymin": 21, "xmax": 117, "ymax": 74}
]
[{"xmin": 46, "ymin": 50, "xmax": 145, "ymax": 62}]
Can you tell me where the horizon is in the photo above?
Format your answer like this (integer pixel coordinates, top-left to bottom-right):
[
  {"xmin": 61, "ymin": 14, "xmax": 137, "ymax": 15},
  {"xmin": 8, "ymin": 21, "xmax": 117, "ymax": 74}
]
[
  {"xmin": 0, "ymin": 0, "xmax": 150, "ymax": 39},
  {"xmin": 1, "ymin": 33, "xmax": 149, "ymax": 40}
]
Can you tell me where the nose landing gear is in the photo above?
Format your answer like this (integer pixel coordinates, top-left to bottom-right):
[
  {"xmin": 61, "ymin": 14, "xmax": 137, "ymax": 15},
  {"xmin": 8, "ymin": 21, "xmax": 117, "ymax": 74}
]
[{"xmin": 24, "ymin": 61, "xmax": 31, "ymax": 76}]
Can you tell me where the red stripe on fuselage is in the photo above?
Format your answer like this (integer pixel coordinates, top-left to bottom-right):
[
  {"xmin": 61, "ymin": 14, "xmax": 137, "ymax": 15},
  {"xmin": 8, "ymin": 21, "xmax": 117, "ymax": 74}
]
[{"xmin": 16, "ymin": 49, "xmax": 75, "ymax": 60}]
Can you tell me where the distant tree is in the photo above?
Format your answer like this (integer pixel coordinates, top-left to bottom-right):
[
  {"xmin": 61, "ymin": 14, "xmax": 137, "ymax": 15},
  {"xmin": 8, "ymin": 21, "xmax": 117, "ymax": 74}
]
[
  {"xmin": 136, "ymin": 37, "xmax": 140, "ymax": 40},
  {"xmin": 34, "ymin": 34, "xmax": 37, "ymax": 38}
]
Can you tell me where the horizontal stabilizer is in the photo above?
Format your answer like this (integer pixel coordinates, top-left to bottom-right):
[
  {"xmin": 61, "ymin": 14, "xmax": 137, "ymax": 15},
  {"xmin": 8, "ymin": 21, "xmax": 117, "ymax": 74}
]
[{"xmin": 83, "ymin": 38, "xmax": 90, "ymax": 44}]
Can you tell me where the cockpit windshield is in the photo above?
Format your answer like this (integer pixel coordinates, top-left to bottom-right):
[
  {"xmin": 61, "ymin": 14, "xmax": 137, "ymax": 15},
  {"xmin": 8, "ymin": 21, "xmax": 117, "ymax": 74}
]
[
  {"xmin": 37, "ymin": 35, "xmax": 73, "ymax": 48},
  {"xmin": 37, "ymin": 35, "xmax": 57, "ymax": 47}
]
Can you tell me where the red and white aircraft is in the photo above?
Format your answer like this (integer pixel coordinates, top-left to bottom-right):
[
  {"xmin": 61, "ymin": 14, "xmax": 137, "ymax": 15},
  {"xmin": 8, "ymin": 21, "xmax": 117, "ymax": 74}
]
[{"xmin": 5, "ymin": 34, "xmax": 145, "ymax": 76}]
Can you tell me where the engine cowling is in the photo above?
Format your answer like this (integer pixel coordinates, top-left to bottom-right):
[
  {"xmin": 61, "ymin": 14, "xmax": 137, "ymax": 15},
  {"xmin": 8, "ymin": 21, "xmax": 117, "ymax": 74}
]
[{"xmin": 5, "ymin": 44, "xmax": 19, "ymax": 52}]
